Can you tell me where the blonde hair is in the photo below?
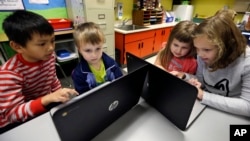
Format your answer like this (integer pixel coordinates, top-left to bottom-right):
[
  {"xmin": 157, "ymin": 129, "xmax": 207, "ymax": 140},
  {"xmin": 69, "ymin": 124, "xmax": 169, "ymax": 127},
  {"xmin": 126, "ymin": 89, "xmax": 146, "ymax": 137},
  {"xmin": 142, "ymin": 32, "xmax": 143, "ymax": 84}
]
[
  {"xmin": 158, "ymin": 20, "xmax": 197, "ymax": 69},
  {"xmin": 193, "ymin": 14, "xmax": 247, "ymax": 71},
  {"xmin": 73, "ymin": 22, "xmax": 105, "ymax": 48},
  {"xmin": 215, "ymin": 9, "xmax": 237, "ymax": 20}
]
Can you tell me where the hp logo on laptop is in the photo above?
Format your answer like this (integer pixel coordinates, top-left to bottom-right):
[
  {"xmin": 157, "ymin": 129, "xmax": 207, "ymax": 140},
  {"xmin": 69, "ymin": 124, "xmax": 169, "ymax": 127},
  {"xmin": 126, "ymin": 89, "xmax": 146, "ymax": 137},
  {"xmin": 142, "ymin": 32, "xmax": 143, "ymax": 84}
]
[{"xmin": 108, "ymin": 100, "xmax": 119, "ymax": 111}]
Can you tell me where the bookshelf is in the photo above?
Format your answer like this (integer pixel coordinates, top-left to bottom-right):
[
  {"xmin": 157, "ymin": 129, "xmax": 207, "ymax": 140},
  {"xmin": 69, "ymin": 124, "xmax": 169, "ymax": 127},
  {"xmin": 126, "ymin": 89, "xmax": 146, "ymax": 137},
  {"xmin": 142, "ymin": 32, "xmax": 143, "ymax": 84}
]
[{"xmin": 132, "ymin": 10, "xmax": 163, "ymax": 26}]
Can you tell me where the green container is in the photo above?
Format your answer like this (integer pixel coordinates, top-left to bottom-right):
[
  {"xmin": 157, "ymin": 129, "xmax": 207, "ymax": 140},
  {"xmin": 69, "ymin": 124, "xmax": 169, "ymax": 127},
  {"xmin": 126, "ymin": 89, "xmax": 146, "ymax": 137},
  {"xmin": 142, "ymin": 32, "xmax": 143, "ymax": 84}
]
[
  {"xmin": 193, "ymin": 17, "xmax": 205, "ymax": 23},
  {"xmin": 182, "ymin": 1, "xmax": 189, "ymax": 5}
]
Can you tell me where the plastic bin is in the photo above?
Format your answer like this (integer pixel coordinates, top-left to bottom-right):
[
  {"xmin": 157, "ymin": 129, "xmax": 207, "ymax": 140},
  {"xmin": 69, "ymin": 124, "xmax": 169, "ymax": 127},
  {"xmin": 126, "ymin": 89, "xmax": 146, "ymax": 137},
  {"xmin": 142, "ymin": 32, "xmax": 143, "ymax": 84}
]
[{"xmin": 47, "ymin": 19, "xmax": 72, "ymax": 30}]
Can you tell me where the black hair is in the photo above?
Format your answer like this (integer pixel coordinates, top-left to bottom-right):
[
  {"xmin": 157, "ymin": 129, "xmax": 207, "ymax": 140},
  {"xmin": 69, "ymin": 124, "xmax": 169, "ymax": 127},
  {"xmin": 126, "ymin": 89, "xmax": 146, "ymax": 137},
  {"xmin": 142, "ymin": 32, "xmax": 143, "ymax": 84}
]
[{"xmin": 2, "ymin": 10, "xmax": 54, "ymax": 47}]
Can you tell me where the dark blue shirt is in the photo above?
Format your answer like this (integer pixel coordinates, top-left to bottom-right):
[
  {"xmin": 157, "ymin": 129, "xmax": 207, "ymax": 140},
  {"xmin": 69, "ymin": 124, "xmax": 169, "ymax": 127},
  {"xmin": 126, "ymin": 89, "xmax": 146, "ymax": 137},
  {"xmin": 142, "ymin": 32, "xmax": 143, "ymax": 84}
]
[{"xmin": 72, "ymin": 52, "xmax": 123, "ymax": 94}]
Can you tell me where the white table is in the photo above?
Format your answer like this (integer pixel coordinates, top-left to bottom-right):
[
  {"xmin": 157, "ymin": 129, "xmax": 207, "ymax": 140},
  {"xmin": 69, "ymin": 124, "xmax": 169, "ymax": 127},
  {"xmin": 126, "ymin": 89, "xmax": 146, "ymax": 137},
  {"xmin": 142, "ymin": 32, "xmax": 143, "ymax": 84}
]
[{"xmin": 0, "ymin": 99, "xmax": 249, "ymax": 141}]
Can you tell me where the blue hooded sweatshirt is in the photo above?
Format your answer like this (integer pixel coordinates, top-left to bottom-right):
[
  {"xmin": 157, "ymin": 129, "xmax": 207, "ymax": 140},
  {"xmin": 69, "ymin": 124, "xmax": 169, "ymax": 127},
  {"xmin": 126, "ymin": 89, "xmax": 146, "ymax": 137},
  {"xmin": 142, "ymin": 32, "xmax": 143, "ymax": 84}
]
[{"xmin": 72, "ymin": 52, "xmax": 123, "ymax": 94}]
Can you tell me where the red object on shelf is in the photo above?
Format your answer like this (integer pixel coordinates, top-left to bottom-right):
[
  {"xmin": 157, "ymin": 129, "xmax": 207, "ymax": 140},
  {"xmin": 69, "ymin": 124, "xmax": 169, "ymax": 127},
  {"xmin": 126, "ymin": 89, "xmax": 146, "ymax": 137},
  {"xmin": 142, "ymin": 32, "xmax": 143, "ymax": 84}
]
[{"xmin": 47, "ymin": 18, "xmax": 72, "ymax": 30}]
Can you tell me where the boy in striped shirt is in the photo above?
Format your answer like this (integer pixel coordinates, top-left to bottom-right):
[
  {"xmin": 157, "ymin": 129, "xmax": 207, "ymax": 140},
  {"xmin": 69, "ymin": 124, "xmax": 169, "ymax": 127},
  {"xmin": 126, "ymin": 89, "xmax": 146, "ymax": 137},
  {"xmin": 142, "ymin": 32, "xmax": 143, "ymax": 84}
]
[{"xmin": 0, "ymin": 10, "xmax": 78, "ymax": 132}]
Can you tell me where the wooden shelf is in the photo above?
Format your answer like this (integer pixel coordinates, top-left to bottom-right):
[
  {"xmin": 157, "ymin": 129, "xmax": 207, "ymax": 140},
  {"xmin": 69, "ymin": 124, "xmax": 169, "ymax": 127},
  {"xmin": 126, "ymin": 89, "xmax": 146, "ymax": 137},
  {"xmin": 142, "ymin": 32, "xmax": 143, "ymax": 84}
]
[
  {"xmin": 133, "ymin": 10, "xmax": 162, "ymax": 26},
  {"xmin": 0, "ymin": 29, "xmax": 75, "ymax": 42},
  {"xmin": 54, "ymin": 29, "xmax": 74, "ymax": 36}
]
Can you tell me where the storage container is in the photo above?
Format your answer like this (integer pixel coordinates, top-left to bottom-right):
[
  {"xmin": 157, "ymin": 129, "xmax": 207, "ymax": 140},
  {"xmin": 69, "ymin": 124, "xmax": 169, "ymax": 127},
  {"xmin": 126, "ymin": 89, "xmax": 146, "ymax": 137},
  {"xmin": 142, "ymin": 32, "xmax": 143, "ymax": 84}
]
[{"xmin": 47, "ymin": 19, "xmax": 72, "ymax": 30}]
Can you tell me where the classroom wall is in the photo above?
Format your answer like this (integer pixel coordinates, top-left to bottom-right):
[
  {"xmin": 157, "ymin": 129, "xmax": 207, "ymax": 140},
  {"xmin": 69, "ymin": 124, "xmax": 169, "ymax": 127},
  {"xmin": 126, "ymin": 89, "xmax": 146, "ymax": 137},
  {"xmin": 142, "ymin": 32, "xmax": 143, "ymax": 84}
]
[
  {"xmin": 0, "ymin": 0, "xmax": 244, "ymax": 34},
  {"xmin": 192, "ymin": 0, "xmax": 235, "ymax": 17},
  {"xmin": 114, "ymin": 0, "xmax": 173, "ymax": 20},
  {"xmin": 114, "ymin": 0, "xmax": 133, "ymax": 20},
  {"xmin": 0, "ymin": 0, "xmax": 68, "ymax": 34},
  {"xmin": 114, "ymin": 0, "xmax": 243, "ymax": 23},
  {"xmin": 191, "ymin": 0, "xmax": 243, "ymax": 22}
]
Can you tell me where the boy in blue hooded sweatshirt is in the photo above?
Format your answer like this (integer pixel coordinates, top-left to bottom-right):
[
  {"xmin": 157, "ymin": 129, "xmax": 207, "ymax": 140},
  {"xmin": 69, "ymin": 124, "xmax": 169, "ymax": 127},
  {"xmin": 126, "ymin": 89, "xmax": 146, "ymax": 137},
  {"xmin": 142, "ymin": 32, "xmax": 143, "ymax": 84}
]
[{"xmin": 72, "ymin": 22, "xmax": 123, "ymax": 94}]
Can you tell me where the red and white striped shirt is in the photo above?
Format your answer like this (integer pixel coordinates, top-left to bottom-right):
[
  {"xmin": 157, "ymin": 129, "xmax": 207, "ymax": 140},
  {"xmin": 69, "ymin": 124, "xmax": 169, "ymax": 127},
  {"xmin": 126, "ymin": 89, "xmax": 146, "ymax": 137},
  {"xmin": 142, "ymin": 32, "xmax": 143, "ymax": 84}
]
[{"xmin": 0, "ymin": 53, "xmax": 61, "ymax": 128}]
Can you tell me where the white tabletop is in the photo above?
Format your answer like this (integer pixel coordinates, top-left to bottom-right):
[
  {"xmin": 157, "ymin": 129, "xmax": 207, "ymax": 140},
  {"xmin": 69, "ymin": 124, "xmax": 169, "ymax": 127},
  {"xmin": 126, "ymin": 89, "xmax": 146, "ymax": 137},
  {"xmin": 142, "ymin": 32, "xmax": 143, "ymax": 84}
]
[
  {"xmin": 93, "ymin": 100, "xmax": 250, "ymax": 141},
  {"xmin": 0, "ymin": 99, "xmax": 249, "ymax": 141}
]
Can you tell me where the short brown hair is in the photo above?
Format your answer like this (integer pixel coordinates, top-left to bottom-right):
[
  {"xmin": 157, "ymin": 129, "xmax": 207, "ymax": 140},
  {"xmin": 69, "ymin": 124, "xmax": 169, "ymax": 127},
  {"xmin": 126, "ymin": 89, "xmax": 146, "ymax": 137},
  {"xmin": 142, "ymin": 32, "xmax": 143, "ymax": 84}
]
[{"xmin": 73, "ymin": 22, "xmax": 105, "ymax": 48}]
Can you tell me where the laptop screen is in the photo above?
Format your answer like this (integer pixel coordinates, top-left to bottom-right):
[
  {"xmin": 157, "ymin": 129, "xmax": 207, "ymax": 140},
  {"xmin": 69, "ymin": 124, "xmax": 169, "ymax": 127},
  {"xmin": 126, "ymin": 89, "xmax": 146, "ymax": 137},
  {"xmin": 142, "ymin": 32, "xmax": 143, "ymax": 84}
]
[
  {"xmin": 126, "ymin": 52, "xmax": 148, "ymax": 73},
  {"xmin": 126, "ymin": 52, "xmax": 202, "ymax": 131},
  {"xmin": 50, "ymin": 66, "xmax": 148, "ymax": 141},
  {"xmin": 146, "ymin": 65, "xmax": 198, "ymax": 130}
]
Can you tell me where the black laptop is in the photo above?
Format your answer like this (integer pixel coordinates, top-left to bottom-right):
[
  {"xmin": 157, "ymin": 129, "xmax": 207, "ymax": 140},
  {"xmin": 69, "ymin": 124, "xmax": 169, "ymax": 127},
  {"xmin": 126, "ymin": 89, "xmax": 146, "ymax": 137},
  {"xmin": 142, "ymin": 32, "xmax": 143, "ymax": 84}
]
[
  {"xmin": 50, "ymin": 66, "xmax": 148, "ymax": 141},
  {"xmin": 126, "ymin": 52, "xmax": 206, "ymax": 131}
]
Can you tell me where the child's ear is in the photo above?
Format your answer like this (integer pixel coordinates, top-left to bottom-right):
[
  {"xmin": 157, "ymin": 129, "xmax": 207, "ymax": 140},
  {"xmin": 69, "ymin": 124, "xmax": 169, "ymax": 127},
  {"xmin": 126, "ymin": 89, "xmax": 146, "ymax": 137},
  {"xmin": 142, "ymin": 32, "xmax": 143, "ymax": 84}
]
[
  {"xmin": 77, "ymin": 47, "xmax": 80, "ymax": 51},
  {"xmin": 9, "ymin": 41, "xmax": 24, "ymax": 53}
]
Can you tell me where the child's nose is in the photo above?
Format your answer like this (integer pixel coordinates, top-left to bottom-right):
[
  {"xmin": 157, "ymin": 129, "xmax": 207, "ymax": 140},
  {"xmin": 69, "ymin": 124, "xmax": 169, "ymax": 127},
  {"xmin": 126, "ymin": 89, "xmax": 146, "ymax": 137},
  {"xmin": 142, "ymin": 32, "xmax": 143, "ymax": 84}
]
[
  {"xmin": 197, "ymin": 51, "xmax": 204, "ymax": 57},
  {"xmin": 48, "ymin": 43, "xmax": 55, "ymax": 51},
  {"xmin": 91, "ymin": 51, "xmax": 98, "ymax": 57},
  {"xmin": 176, "ymin": 48, "xmax": 182, "ymax": 53}
]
